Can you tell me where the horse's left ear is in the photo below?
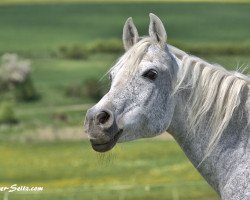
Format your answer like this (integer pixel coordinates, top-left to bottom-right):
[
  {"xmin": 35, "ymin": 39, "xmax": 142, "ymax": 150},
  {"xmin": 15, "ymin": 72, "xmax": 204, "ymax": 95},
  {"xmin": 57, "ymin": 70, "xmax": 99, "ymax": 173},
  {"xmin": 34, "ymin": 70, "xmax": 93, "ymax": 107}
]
[
  {"xmin": 149, "ymin": 13, "xmax": 167, "ymax": 47},
  {"xmin": 123, "ymin": 17, "xmax": 139, "ymax": 51}
]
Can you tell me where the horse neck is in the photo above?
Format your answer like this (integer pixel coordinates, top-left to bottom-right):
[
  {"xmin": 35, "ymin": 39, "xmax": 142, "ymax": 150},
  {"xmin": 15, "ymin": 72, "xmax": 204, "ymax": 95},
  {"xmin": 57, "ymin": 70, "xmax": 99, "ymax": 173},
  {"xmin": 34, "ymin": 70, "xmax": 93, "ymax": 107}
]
[
  {"xmin": 168, "ymin": 93, "xmax": 215, "ymax": 169},
  {"xmin": 167, "ymin": 52, "xmax": 250, "ymax": 193}
]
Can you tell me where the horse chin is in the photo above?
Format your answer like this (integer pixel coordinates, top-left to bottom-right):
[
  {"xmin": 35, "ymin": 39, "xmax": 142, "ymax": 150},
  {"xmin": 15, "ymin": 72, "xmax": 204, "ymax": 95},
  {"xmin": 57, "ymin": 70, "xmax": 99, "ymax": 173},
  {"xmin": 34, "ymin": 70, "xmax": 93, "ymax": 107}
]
[{"xmin": 90, "ymin": 130, "xmax": 123, "ymax": 152}]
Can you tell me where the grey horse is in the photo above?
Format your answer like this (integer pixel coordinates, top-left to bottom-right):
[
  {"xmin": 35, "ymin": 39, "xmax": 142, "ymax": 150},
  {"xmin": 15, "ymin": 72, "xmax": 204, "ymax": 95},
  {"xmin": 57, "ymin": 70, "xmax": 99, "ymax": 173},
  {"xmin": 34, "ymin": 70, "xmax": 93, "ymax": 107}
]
[{"xmin": 84, "ymin": 13, "xmax": 250, "ymax": 199}]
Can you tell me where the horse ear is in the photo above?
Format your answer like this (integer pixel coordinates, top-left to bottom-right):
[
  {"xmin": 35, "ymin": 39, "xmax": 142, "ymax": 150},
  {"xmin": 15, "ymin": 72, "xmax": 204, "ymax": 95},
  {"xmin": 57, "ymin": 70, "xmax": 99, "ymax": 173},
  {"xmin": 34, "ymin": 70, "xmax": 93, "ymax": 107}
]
[
  {"xmin": 123, "ymin": 17, "xmax": 139, "ymax": 51},
  {"xmin": 149, "ymin": 13, "xmax": 167, "ymax": 47}
]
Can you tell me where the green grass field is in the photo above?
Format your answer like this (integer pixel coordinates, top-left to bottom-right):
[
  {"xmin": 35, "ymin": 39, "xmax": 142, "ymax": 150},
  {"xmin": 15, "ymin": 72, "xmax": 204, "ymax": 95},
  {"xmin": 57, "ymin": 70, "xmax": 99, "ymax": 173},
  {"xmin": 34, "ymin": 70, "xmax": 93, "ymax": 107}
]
[
  {"xmin": 0, "ymin": 3, "xmax": 250, "ymax": 54},
  {"xmin": 1, "ymin": 0, "xmax": 250, "ymax": 5},
  {"xmin": 0, "ymin": 140, "xmax": 218, "ymax": 200},
  {"xmin": 0, "ymin": 1, "xmax": 249, "ymax": 200}
]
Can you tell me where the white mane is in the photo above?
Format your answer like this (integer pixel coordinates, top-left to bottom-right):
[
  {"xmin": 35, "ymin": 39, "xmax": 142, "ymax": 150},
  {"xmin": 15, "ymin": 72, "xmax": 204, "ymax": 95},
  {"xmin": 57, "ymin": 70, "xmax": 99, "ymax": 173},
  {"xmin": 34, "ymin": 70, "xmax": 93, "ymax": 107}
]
[{"xmin": 170, "ymin": 45, "xmax": 250, "ymax": 156}]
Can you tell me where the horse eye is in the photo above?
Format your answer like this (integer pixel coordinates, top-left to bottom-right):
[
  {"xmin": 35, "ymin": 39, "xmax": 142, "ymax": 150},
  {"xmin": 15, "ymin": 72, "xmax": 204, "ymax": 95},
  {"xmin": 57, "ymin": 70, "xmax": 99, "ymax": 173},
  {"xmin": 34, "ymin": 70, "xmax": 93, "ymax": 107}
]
[{"xmin": 142, "ymin": 69, "xmax": 158, "ymax": 81}]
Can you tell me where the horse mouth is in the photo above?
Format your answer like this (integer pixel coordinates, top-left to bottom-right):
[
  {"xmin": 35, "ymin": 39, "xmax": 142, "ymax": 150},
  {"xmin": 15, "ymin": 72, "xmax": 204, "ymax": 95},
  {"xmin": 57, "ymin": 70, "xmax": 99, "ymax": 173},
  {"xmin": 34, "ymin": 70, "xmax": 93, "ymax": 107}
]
[{"xmin": 90, "ymin": 130, "xmax": 123, "ymax": 152}]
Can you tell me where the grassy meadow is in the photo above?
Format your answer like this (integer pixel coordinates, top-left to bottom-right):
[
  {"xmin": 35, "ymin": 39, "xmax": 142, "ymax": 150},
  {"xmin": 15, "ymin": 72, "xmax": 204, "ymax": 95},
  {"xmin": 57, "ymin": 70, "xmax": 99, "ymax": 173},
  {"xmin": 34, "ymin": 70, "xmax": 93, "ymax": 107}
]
[
  {"xmin": 0, "ymin": 3, "xmax": 250, "ymax": 54},
  {"xmin": 1, "ymin": 0, "xmax": 250, "ymax": 5},
  {"xmin": 0, "ymin": 1, "xmax": 249, "ymax": 200},
  {"xmin": 0, "ymin": 140, "xmax": 218, "ymax": 200}
]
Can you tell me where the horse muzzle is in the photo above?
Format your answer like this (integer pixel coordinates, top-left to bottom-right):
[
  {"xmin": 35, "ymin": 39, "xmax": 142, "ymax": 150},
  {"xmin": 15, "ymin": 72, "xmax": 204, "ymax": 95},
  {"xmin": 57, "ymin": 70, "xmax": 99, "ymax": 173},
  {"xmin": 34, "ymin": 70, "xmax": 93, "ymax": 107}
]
[{"xmin": 84, "ymin": 107, "xmax": 122, "ymax": 152}]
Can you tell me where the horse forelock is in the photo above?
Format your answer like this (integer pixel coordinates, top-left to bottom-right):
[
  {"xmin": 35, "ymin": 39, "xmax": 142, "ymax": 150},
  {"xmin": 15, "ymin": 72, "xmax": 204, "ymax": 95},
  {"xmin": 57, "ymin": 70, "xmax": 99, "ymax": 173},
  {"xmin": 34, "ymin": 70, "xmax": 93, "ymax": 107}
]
[{"xmin": 109, "ymin": 37, "xmax": 155, "ymax": 77}]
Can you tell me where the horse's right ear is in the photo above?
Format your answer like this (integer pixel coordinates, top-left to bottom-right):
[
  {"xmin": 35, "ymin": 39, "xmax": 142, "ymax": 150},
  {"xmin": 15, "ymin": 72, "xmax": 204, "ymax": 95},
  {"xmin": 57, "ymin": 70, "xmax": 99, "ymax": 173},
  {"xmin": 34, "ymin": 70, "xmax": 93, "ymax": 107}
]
[
  {"xmin": 149, "ymin": 13, "xmax": 167, "ymax": 47},
  {"xmin": 123, "ymin": 17, "xmax": 139, "ymax": 51}
]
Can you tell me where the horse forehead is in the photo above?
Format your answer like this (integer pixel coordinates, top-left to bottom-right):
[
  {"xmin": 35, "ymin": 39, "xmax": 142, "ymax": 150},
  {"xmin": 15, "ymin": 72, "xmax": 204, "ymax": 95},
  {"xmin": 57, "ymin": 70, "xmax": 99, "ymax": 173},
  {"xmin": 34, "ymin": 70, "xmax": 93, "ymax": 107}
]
[{"xmin": 143, "ymin": 45, "xmax": 170, "ymax": 63}]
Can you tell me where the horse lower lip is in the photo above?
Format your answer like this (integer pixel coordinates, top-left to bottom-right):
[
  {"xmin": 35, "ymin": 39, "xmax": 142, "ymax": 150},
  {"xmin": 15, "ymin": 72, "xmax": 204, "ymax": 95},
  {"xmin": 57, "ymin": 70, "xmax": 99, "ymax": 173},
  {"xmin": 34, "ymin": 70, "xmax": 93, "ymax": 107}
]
[{"xmin": 90, "ymin": 130, "xmax": 123, "ymax": 152}]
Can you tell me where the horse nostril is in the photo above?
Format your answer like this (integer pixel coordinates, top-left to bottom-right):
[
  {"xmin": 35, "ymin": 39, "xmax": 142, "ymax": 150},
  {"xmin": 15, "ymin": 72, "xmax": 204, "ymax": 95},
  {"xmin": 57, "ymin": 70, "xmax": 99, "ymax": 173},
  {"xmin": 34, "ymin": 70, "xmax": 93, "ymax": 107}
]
[{"xmin": 97, "ymin": 111, "xmax": 110, "ymax": 124}]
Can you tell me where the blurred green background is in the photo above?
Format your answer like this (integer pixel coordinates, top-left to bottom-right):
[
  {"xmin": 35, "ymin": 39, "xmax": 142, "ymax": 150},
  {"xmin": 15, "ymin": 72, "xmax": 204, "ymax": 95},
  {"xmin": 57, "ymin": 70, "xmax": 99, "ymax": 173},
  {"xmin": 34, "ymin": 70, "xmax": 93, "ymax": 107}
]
[{"xmin": 0, "ymin": 0, "xmax": 249, "ymax": 199}]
